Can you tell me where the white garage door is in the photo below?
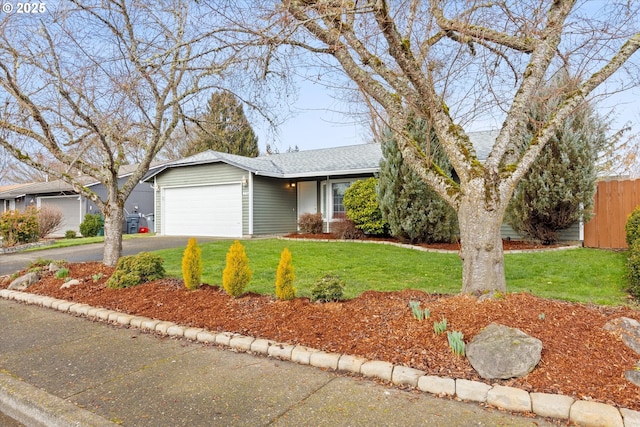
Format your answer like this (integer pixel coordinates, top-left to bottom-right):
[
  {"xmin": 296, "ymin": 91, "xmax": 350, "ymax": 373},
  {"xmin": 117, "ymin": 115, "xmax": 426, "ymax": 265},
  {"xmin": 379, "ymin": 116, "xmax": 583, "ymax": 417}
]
[
  {"xmin": 163, "ymin": 184, "xmax": 242, "ymax": 237},
  {"xmin": 37, "ymin": 196, "xmax": 81, "ymax": 236}
]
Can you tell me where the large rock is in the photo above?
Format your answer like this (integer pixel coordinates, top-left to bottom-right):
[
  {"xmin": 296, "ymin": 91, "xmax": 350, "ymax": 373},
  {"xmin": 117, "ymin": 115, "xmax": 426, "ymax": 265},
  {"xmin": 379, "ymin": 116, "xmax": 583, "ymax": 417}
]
[
  {"xmin": 604, "ymin": 317, "xmax": 640, "ymax": 355},
  {"xmin": 466, "ymin": 323, "xmax": 542, "ymax": 380},
  {"xmin": 8, "ymin": 272, "xmax": 40, "ymax": 291}
]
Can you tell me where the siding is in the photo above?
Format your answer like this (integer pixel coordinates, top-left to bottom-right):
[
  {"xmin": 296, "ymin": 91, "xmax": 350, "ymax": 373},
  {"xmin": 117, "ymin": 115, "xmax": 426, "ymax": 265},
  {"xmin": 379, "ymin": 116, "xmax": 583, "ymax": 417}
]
[
  {"xmin": 500, "ymin": 222, "xmax": 581, "ymax": 242},
  {"xmin": 154, "ymin": 163, "xmax": 249, "ymax": 235},
  {"xmin": 252, "ymin": 175, "xmax": 297, "ymax": 235}
]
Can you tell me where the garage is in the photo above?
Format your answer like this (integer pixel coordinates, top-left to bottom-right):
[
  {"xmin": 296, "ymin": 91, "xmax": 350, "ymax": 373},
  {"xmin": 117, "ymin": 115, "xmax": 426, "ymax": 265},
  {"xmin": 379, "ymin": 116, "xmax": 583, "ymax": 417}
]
[
  {"xmin": 162, "ymin": 184, "xmax": 242, "ymax": 237},
  {"xmin": 37, "ymin": 195, "xmax": 81, "ymax": 235}
]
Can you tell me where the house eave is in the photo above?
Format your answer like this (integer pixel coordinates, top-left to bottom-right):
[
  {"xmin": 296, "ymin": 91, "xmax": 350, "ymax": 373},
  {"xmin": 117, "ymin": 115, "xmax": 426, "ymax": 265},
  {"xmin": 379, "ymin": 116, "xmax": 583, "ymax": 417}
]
[{"xmin": 256, "ymin": 167, "xmax": 380, "ymax": 179}]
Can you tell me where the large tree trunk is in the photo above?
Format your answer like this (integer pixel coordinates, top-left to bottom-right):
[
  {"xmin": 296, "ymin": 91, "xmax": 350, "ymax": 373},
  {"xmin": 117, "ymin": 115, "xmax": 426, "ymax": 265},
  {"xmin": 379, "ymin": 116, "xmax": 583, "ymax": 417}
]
[
  {"xmin": 457, "ymin": 183, "xmax": 507, "ymax": 295},
  {"xmin": 103, "ymin": 202, "xmax": 124, "ymax": 267}
]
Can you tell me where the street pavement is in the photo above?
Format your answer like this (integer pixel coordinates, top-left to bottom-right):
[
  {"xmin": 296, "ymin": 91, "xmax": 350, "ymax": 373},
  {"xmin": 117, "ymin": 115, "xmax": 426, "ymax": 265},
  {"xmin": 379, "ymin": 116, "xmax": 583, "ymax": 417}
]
[
  {"xmin": 0, "ymin": 298, "xmax": 558, "ymax": 426},
  {"xmin": 0, "ymin": 235, "xmax": 223, "ymax": 275}
]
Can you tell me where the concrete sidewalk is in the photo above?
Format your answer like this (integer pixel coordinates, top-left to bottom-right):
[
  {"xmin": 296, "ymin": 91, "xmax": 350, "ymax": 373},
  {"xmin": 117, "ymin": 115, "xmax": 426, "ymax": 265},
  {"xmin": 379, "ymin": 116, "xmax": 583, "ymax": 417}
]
[{"xmin": 0, "ymin": 298, "xmax": 560, "ymax": 427}]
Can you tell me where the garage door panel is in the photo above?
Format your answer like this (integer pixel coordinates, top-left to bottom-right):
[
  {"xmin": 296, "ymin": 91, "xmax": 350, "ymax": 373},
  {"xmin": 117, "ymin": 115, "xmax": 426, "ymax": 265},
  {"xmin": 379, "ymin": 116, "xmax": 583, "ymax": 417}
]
[
  {"xmin": 163, "ymin": 184, "xmax": 242, "ymax": 237},
  {"xmin": 38, "ymin": 197, "xmax": 81, "ymax": 236}
]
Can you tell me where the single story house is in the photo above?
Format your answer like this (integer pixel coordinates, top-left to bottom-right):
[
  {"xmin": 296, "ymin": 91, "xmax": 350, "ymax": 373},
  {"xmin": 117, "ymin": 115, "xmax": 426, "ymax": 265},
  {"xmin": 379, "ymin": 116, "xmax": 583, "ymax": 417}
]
[
  {"xmin": 0, "ymin": 164, "xmax": 159, "ymax": 236},
  {"xmin": 144, "ymin": 136, "xmax": 581, "ymax": 241}
]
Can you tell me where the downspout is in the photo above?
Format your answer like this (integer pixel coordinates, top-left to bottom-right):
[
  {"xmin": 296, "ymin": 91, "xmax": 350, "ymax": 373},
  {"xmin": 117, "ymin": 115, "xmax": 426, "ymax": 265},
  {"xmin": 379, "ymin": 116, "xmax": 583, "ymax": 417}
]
[{"xmin": 248, "ymin": 173, "xmax": 254, "ymax": 235}]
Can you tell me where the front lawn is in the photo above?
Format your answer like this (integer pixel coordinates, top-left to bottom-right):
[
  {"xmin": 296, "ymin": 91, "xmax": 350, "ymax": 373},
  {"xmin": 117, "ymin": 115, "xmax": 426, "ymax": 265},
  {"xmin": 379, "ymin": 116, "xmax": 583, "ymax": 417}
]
[{"xmin": 153, "ymin": 239, "xmax": 630, "ymax": 306}]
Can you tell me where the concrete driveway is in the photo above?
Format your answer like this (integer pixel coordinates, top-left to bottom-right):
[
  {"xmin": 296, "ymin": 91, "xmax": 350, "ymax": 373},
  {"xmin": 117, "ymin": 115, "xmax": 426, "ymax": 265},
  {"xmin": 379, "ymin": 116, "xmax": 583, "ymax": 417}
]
[{"xmin": 0, "ymin": 236, "xmax": 224, "ymax": 275}]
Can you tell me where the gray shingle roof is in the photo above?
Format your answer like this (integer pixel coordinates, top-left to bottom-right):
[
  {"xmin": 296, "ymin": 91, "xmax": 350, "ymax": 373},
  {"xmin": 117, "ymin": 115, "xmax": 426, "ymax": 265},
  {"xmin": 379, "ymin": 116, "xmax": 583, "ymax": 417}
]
[{"xmin": 145, "ymin": 130, "xmax": 498, "ymax": 180}]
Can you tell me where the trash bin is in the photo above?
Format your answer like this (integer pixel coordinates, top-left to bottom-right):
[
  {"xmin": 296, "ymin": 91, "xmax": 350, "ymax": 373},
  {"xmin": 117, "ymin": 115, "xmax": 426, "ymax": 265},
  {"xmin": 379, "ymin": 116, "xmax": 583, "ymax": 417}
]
[
  {"xmin": 144, "ymin": 213, "xmax": 154, "ymax": 233},
  {"xmin": 125, "ymin": 215, "xmax": 140, "ymax": 234}
]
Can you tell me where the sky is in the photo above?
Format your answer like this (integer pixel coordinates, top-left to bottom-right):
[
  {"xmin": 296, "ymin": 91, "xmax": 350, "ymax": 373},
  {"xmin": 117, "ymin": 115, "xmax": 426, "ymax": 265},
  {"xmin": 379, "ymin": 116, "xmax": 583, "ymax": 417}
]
[{"xmin": 255, "ymin": 78, "xmax": 640, "ymax": 155}]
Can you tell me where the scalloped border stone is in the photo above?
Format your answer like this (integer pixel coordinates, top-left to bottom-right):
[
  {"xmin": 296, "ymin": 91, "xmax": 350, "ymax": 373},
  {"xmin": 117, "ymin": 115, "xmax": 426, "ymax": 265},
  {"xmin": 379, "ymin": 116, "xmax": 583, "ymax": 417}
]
[{"xmin": 2, "ymin": 289, "xmax": 639, "ymax": 427}]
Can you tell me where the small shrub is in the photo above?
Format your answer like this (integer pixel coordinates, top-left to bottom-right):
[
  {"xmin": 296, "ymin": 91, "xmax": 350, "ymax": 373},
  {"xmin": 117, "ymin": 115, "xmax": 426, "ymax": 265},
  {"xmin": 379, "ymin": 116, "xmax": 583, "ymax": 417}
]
[
  {"xmin": 92, "ymin": 273, "xmax": 103, "ymax": 282},
  {"xmin": 298, "ymin": 212, "xmax": 324, "ymax": 234},
  {"xmin": 447, "ymin": 331, "xmax": 465, "ymax": 356},
  {"xmin": 433, "ymin": 318, "xmax": 448, "ymax": 334},
  {"xmin": 182, "ymin": 237, "xmax": 202, "ymax": 290},
  {"xmin": 222, "ymin": 240, "xmax": 252, "ymax": 297},
  {"xmin": 0, "ymin": 208, "xmax": 39, "ymax": 246},
  {"xmin": 55, "ymin": 268, "xmax": 70, "ymax": 279},
  {"xmin": 311, "ymin": 275, "xmax": 345, "ymax": 302},
  {"xmin": 106, "ymin": 252, "xmax": 165, "ymax": 289},
  {"xmin": 275, "ymin": 247, "xmax": 296, "ymax": 300},
  {"xmin": 331, "ymin": 219, "xmax": 363, "ymax": 240},
  {"xmin": 65, "ymin": 230, "xmax": 77, "ymax": 239},
  {"xmin": 79, "ymin": 213, "xmax": 103, "ymax": 237},
  {"xmin": 627, "ymin": 239, "xmax": 640, "ymax": 300},
  {"xmin": 626, "ymin": 206, "xmax": 640, "ymax": 247},
  {"xmin": 37, "ymin": 204, "xmax": 64, "ymax": 238},
  {"xmin": 28, "ymin": 258, "xmax": 55, "ymax": 269}
]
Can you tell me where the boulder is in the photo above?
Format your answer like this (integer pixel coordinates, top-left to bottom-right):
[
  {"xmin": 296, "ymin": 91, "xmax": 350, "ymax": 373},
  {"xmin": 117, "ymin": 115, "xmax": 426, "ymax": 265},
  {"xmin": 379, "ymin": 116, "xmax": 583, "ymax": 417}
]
[
  {"xmin": 48, "ymin": 263, "xmax": 61, "ymax": 273},
  {"xmin": 625, "ymin": 366, "xmax": 640, "ymax": 387},
  {"xmin": 60, "ymin": 279, "xmax": 81, "ymax": 289},
  {"xmin": 8, "ymin": 272, "xmax": 40, "ymax": 291},
  {"xmin": 604, "ymin": 317, "xmax": 640, "ymax": 356},
  {"xmin": 466, "ymin": 323, "xmax": 542, "ymax": 380}
]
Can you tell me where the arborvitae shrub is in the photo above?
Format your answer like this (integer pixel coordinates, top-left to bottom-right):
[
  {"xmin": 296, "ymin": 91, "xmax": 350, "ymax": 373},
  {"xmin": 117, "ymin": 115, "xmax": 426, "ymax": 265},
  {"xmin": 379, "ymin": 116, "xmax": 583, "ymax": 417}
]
[
  {"xmin": 311, "ymin": 275, "xmax": 345, "ymax": 302},
  {"xmin": 106, "ymin": 252, "xmax": 165, "ymax": 289},
  {"xmin": 627, "ymin": 239, "xmax": 640, "ymax": 300},
  {"xmin": 343, "ymin": 177, "xmax": 388, "ymax": 235},
  {"xmin": 222, "ymin": 240, "xmax": 252, "ymax": 297},
  {"xmin": 275, "ymin": 247, "xmax": 296, "ymax": 300},
  {"xmin": 625, "ymin": 206, "xmax": 640, "ymax": 247},
  {"xmin": 298, "ymin": 212, "xmax": 324, "ymax": 234},
  {"xmin": 182, "ymin": 237, "xmax": 202, "ymax": 290}
]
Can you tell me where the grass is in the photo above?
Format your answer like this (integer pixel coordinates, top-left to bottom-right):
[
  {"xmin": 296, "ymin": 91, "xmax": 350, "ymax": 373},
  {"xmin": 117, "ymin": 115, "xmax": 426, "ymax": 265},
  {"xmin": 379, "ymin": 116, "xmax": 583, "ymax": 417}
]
[
  {"xmin": 154, "ymin": 239, "xmax": 631, "ymax": 306},
  {"xmin": 24, "ymin": 233, "xmax": 156, "ymax": 252}
]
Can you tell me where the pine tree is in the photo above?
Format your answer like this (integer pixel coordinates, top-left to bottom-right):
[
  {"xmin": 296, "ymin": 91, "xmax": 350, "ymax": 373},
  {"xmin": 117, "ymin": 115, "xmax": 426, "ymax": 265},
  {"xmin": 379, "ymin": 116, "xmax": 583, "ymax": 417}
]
[
  {"xmin": 275, "ymin": 247, "xmax": 296, "ymax": 300},
  {"xmin": 505, "ymin": 70, "xmax": 607, "ymax": 244},
  {"xmin": 186, "ymin": 91, "xmax": 259, "ymax": 157},
  {"xmin": 378, "ymin": 118, "xmax": 458, "ymax": 243}
]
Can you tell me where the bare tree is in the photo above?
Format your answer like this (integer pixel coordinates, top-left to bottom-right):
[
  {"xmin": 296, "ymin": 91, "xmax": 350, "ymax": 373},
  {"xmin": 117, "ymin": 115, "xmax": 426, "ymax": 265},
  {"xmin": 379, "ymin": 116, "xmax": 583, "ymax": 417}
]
[
  {"xmin": 0, "ymin": 1, "xmax": 256, "ymax": 265},
  {"xmin": 254, "ymin": 0, "xmax": 640, "ymax": 294}
]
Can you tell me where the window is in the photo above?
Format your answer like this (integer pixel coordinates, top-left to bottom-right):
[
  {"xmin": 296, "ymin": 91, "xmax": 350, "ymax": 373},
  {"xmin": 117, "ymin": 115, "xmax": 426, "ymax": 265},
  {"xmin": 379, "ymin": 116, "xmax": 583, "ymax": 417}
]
[{"xmin": 331, "ymin": 182, "xmax": 351, "ymax": 219}]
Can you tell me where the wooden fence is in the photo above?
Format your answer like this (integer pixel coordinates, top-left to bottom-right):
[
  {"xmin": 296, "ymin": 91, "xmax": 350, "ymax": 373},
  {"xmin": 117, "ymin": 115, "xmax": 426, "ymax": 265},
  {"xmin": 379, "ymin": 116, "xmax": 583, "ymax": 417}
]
[{"xmin": 584, "ymin": 179, "xmax": 640, "ymax": 249}]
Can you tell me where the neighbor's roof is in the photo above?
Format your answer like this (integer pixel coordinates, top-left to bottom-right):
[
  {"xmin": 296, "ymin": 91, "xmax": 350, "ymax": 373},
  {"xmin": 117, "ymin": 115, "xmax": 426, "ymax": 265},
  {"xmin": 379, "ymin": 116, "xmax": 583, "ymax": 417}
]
[
  {"xmin": 145, "ymin": 130, "xmax": 498, "ymax": 180},
  {"xmin": 0, "ymin": 162, "xmax": 168, "ymax": 199}
]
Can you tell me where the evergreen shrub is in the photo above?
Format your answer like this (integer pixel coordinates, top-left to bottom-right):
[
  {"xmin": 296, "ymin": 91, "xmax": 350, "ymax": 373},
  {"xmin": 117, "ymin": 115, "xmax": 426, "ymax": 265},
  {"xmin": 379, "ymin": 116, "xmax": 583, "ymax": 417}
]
[
  {"xmin": 182, "ymin": 237, "xmax": 202, "ymax": 290},
  {"xmin": 627, "ymin": 239, "xmax": 640, "ymax": 300},
  {"xmin": 106, "ymin": 252, "xmax": 165, "ymax": 289},
  {"xmin": 275, "ymin": 247, "xmax": 296, "ymax": 300},
  {"xmin": 343, "ymin": 178, "xmax": 388, "ymax": 235},
  {"xmin": 625, "ymin": 206, "xmax": 640, "ymax": 247},
  {"xmin": 79, "ymin": 213, "xmax": 103, "ymax": 237},
  {"xmin": 311, "ymin": 275, "xmax": 345, "ymax": 302},
  {"xmin": 298, "ymin": 212, "xmax": 324, "ymax": 234},
  {"xmin": 0, "ymin": 208, "xmax": 39, "ymax": 246},
  {"xmin": 65, "ymin": 230, "xmax": 77, "ymax": 239},
  {"xmin": 222, "ymin": 240, "xmax": 252, "ymax": 297}
]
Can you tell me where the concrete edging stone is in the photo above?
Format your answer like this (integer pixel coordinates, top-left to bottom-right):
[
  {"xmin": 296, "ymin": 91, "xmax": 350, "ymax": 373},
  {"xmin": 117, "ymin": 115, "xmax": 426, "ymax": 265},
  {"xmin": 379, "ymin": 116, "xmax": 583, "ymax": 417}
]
[{"xmin": 1, "ymin": 289, "xmax": 638, "ymax": 427}]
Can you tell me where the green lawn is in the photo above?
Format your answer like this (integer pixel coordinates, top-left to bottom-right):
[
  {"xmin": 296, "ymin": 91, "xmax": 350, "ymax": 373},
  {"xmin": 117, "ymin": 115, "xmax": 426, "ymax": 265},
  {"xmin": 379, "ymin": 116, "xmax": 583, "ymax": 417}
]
[
  {"xmin": 25, "ymin": 233, "xmax": 156, "ymax": 252},
  {"xmin": 154, "ymin": 239, "xmax": 631, "ymax": 306}
]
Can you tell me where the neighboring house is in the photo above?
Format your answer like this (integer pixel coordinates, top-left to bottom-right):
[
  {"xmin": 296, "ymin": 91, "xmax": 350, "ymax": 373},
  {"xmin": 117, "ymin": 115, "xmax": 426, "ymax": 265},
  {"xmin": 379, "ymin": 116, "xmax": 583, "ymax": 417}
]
[
  {"xmin": 0, "ymin": 164, "xmax": 160, "ymax": 236},
  {"xmin": 146, "ymin": 133, "xmax": 582, "ymax": 242}
]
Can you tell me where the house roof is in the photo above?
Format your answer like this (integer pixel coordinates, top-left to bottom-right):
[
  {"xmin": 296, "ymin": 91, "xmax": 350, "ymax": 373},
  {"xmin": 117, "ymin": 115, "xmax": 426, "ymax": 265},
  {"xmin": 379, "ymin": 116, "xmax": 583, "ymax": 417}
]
[
  {"xmin": 0, "ymin": 163, "xmax": 168, "ymax": 199},
  {"xmin": 146, "ymin": 143, "xmax": 384, "ymax": 180},
  {"xmin": 145, "ymin": 130, "xmax": 498, "ymax": 180}
]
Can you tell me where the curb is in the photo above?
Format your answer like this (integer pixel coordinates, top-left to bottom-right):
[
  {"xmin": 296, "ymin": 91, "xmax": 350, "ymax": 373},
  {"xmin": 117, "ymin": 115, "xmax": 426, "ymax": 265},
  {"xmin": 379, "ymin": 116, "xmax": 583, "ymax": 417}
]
[
  {"xmin": 278, "ymin": 236, "xmax": 581, "ymax": 254},
  {"xmin": 1, "ymin": 288, "xmax": 638, "ymax": 427}
]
